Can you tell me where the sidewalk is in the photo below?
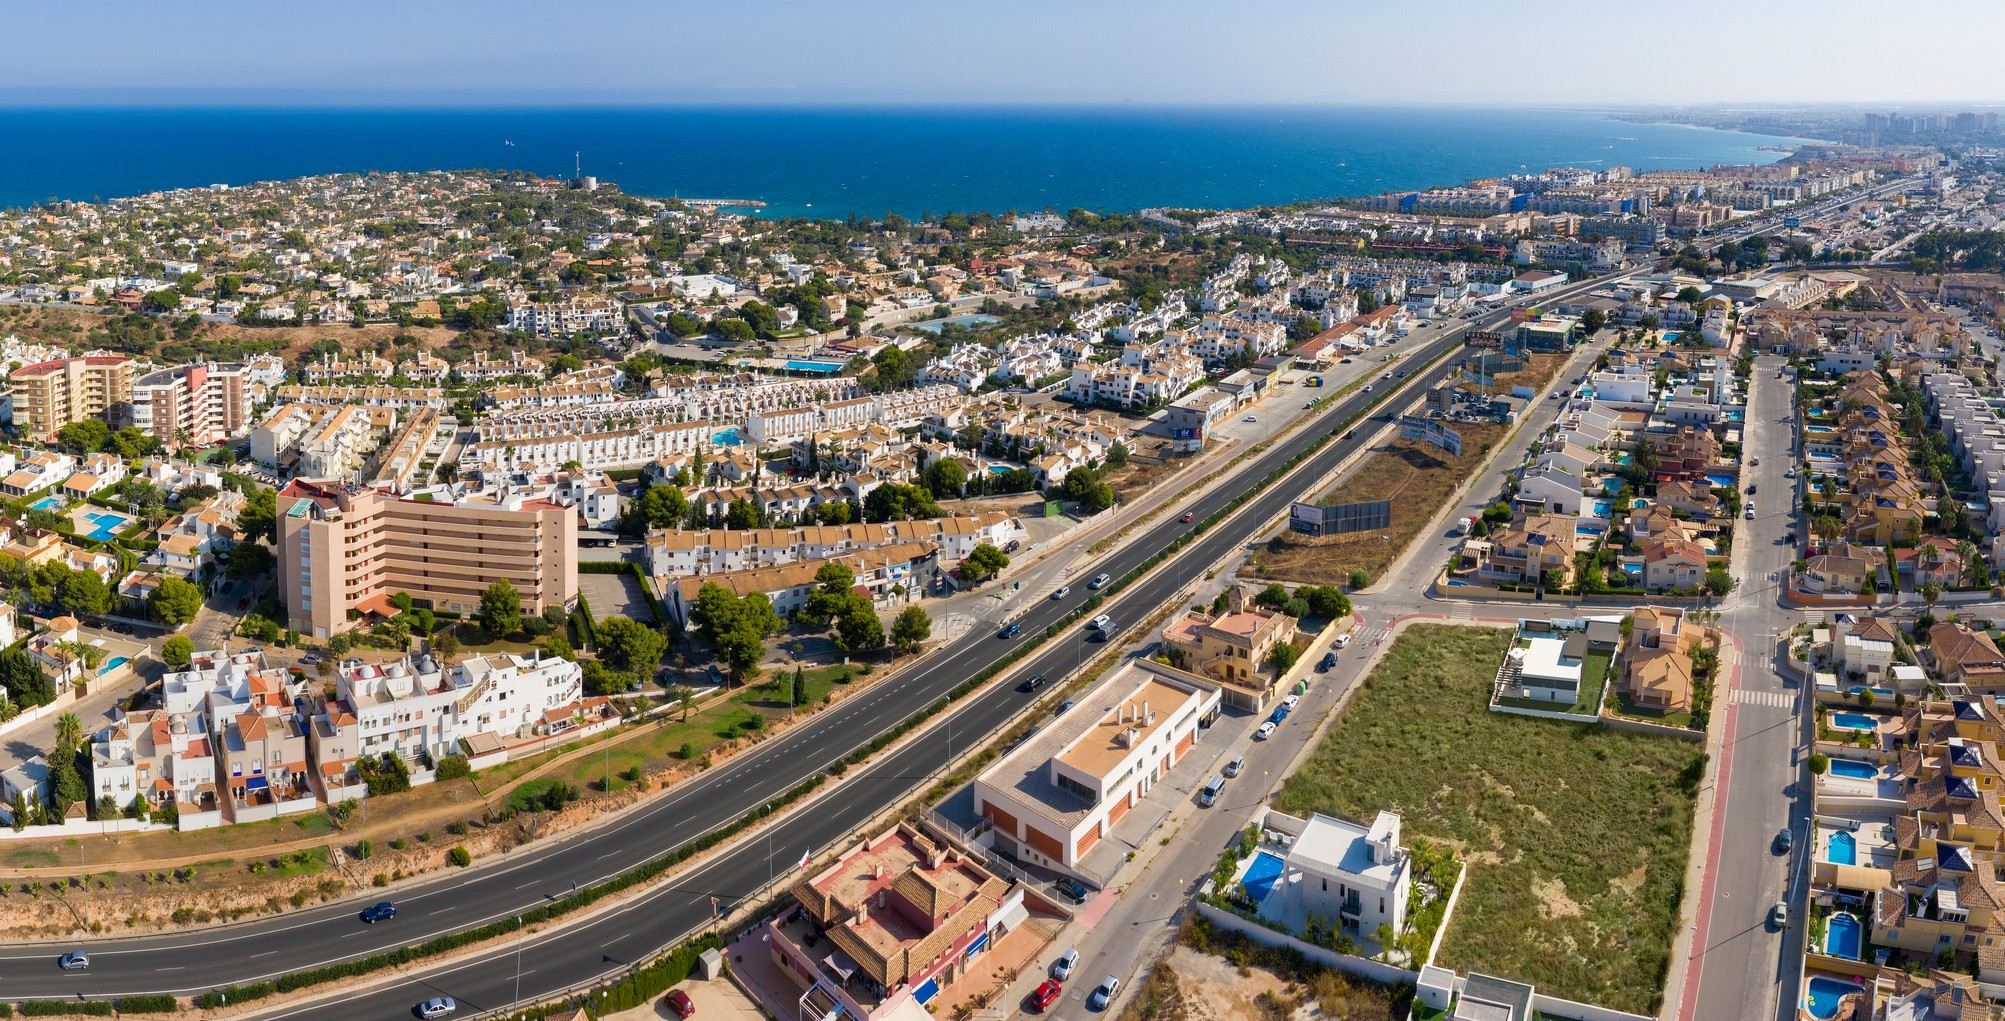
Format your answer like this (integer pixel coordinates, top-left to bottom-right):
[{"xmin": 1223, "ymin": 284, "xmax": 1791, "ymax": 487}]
[{"xmin": 1665, "ymin": 627, "xmax": 1745, "ymax": 1021}]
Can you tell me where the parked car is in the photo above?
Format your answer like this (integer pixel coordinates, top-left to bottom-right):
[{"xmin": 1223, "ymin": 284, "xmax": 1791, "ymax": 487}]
[
  {"xmin": 1052, "ymin": 948, "xmax": 1080, "ymax": 981},
  {"xmin": 1020, "ymin": 674, "xmax": 1047, "ymax": 693},
  {"xmin": 1316, "ymin": 652, "xmax": 1336, "ymax": 672},
  {"xmin": 1745, "ymin": 483, "xmax": 1757, "ymax": 494},
  {"xmin": 1334, "ymin": 633, "xmax": 1351, "ymax": 649},
  {"xmin": 1200, "ymin": 775, "xmax": 1225, "ymax": 807},
  {"xmin": 1281, "ymin": 694, "xmax": 1301, "ymax": 711},
  {"xmin": 665, "ymin": 990, "xmax": 696, "ymax": 1019},
  {"xmin": 1055, "ymin": 699, "xmax": 1075, "ymax": 716},
  {"xmin": 1089, "ymin": 573, "xmax": 1111, "ymax": 590},
  {"xmin": 1769, "ymin": 901, "xmax": 1789, "ymax": 929},
  {"xmin": 1051, "ymin": 586, "xmax": 1069, "ymax": 600},
  {"xmin": 1255, "ymin": 722, "xmax": 1277, "ymax": 740},
  {"xmin": 1030, "ymin": 980, "xmax": 1064, "ymax": 1012},
  {"xmin": 418, "ymin": 998, "xmax": 458, "ymax": 1019},
  {"xmin": 1774, "ymin": 828, "xmax": 1792, "ymax": 854},
  {"xmin": 1061, "ymin": 878, "xmax": 1090, "ymax": 903},
  {"xmin": 1090, "ymin": 976, "xmax": 1122, "ymax": 1011},
  {"xmin": 1268, "ymin": 707, "xmax": 1289, "ymax": 725},
  {"xmin": 58, "ymin": 951, "xmax": 88, "ymax": 970},
  {"xmin": 361, "ymin": 901, "xmax": 397, "ymax": 923},
  {"xmin": 1223, "ymin": 755, "xmax": 1244, "ymax": 778}
]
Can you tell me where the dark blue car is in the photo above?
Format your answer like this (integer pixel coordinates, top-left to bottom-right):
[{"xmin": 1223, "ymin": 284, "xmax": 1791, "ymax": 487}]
[
  {"xmin": 1000, "ymin": 622, "xmax": 1023, "ymax": 640},
  {"xmin": 1268, "ymin": 707, "xmax": 1289, "ymax": 725},
  {"xmin": 361, "ymin": 901, "xmax": 397, "ymax": 923}
]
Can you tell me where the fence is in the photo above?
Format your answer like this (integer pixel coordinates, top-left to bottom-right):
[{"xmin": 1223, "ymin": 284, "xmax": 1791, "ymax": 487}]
[{"xmin": 1191, "ymin": 900, "xmax": 1420, "ymax": 988}]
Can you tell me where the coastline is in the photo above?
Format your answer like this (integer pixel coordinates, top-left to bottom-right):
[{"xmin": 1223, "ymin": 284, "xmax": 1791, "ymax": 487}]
[{"xmin": 0, "ymin": 105, "xmax": 1812, "ymax": 220}]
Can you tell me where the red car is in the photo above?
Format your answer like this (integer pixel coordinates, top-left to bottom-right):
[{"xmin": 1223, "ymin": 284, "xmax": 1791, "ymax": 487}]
[
  {"xmin": 1180, "ymin": 512, "xmax": 1194, "ymax": 523},
  {"xmin": 665, "ymin": 990, "xmax": 695, "ymax": 1019},
  {"xmin": 1029, "ymin": 980, "xmax": 1063, "ymax": 1012}
]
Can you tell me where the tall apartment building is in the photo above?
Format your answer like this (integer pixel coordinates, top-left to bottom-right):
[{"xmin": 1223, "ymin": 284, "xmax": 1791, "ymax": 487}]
[
  {"xmin": 8, "ymin": 356, "xmax": 134, "ymax": 439},
  {"xmin": 276, "ymin": 480, "xmax": 578, "ymax": 640},
  {"xmin": 130, "ymin": 362, "xmax": 252, "ymax": 448}
]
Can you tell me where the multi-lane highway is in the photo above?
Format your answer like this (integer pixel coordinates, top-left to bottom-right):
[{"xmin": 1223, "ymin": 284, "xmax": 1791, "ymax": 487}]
[{"xmin": 0, "ymin": 274, "xmax": 1623, "ymax": 1019}]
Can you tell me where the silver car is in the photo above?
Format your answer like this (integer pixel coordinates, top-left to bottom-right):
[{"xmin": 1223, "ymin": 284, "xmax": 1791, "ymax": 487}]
[{"xmin": 1090, "ymin": 976, "xmax": 1121, "ymax": 1011}]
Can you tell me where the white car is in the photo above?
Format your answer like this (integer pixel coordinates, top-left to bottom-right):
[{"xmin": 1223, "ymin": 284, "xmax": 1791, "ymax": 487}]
[
  {"xmin": 418, "ymin": 999, "xmax": 458, "ymax": 1019},
  {"xmin": 1255, "ymin": 722, "xmax": 1278, "ymax": 740},
  {"xmin": 1334, "ymin": 633, "xmax": 1351, "ymax": 649},
  {"xmin": 1281, "ymin": 694, "xmax": 1301, "ymax": 711},
  {"xmin": 1052, "ymin": 948, "xmax": 1079, "ymax": 981},
  {"xmin": 1052, "ymin": 586, "xmax": 1069, "ymax": 600}
]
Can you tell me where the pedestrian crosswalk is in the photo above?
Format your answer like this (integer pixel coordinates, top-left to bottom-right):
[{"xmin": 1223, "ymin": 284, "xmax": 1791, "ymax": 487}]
[
  {"xmin": 1351, "ymin": 625, "xmax": 1389, "ymax": 647},
  {"xmin": 1447, "ymin": 603, "xmax": 1475, "ymax": 620},
  {"xmin": 1732, "ymin": 688, "xmax": 1795, "ymax": 709}
]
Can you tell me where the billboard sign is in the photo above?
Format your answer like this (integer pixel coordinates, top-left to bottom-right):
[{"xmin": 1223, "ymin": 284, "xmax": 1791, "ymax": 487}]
[
  {"xmin": 1289, "ymin": 499, "xmax": 1393, "ymax": 537},
  {"xmin": 1398, "ymin": 415, "xmax": 1464, "ymax": 457}
]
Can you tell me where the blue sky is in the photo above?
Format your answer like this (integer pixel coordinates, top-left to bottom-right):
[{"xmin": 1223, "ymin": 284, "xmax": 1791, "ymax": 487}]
[{"xmin": 2, "ymin": 0, "xmax": 2000, "ymax": 107}]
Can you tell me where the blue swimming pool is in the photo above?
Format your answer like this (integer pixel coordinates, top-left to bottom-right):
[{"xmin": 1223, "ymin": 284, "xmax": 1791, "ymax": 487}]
[
  {"xmin": 28, "ymin": 495, "xmax": 62, "ymax": 511},
  {"xmin": 81, "ymin": 510, "xmax": 131, "ymax": 541},
  {"xmin": 1576, "ymin": 523, "xmax": 1604, "ymax": 536},
  {"xmin": 986, "ymin": 465, "xmax": 1011, "ymax": 475},
  {"xmin": 1825, "ymin": 913, "xmax": 1863, "ymax": 960},
  {"xmin": 98, "ymin": 656, "xmax": 129, "ymax": 677},
  {"xmin": 1831, "ymin": 713, "xmax": 1878, "ymax": 732},
  {"xmin": 1828, "ymin": 759, "xmax": 1877, "ymax": 780},
  {"xmin": 1827, "ymin": 830, "xmax": 1858, "ymax": 864},
  {"xmin": 1241, "ymin": 851, "xmax": 1286, "ymax": 904},
  {"xmin": 711, "ymin": 427, "xmax": 745, "ymax": 447},
  {"xmin": 1806, "ymin": 976, "xmax": 1859, "ymax": 1019},
  {"xmin": 783, "ymin": 360, "xmax": 844, "ymax": 374},
  {"xmin": 1703, "ymin": 472, "xmax": 1737, "ymax": 488},
  {"xmin": 1846, "ymin": 686, "xmax": 1894, "ymax": 700},
  {"xmin": 1590, "ymin": 499, "xmax": 1613, "ymax": 517}
]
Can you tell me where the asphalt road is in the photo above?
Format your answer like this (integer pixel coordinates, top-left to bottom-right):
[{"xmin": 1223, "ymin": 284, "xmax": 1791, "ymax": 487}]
[
  {"xmin": 0, "ymin": 274, "xmax": 1625, "ymax": 1018},
  {"xmin": 1687, "ymin": 354, "xmax": 1811, "ymax": 1021}
]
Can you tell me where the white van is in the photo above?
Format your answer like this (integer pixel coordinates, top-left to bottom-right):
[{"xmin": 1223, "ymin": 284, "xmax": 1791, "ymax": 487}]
[{"xmin": 1200, "ymin": 776, "xmax": 1225, "ymax": 807}]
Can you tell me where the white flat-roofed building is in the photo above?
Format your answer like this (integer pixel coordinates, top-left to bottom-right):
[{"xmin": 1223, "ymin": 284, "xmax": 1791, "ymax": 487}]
[{"xmin": 971, "ymin": 658, "xmax": 1220, "ymax": 881}]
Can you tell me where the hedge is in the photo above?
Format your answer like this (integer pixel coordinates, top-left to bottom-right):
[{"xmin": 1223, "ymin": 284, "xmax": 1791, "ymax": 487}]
[
  {"xmin": 579, "ymin": 561, "xmax": 628, "ymax": 575},
  {"xmin": 193, "ymin": 983, "xmax": 276, "ymax": 1010},
  {"xmin": 21, "ymin": 1002, "xmax": 112, "ymax": 1016},
  {"xmin": 587, "ymin": 931, "xmax": 725, "ymax": 1014},
  {"xmin": 114, "ymin": 994, "xmax": 177, "ymax": 1013},
  {"xmin": 194, "ymin": 776, "xmax": 825, "ymax": 1009}
]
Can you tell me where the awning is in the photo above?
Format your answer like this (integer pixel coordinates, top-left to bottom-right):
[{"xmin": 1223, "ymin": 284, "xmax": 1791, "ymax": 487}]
[
  {"xmin": 912, "ymin": 978, "xmax": 940, "ymax": 1005},
  {"xmin": 822, "ymin": 951, "xmax": 857, "ymax": 982},
  {"xmin": 963, "ymin": 931, "xmax": 990, "ymax": 960},
  {"xmin": 245, "ymin": 775, "xmax": 268, "ymax": 791},
  {"xmin": 992, "ymin": 901, "xmax": 1029, "ymax": 933}
]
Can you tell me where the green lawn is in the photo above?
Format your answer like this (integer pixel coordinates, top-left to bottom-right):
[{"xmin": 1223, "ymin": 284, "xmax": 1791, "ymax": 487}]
[
  {"xmin": 1575, "ymin": 649, "xmax": 1613, "ymax": 715},
  {"xmin": 1278, "ymin": 625, "xmax": 1703, "ymax": 1015},
  {"xmin": 1612, "ymin": 689, "xmax": 1694, "ymax": 730}
]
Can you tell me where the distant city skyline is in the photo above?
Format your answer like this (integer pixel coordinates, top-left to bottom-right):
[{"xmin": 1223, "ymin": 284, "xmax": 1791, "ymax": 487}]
[{"xmin": 2, "ymin": 0, "xmax": 2001, "ymax": 108}]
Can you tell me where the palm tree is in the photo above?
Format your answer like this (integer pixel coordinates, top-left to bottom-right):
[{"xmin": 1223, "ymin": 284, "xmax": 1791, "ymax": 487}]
[{"xmin": 53, "ymin": 711, "xmax": 82, "ymax": 755}]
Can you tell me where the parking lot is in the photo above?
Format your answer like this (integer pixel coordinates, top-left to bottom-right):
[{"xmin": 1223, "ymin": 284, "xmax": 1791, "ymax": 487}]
[{"xmin": 578, "ymin": 569, "xmax": 657, "ymax": 624}]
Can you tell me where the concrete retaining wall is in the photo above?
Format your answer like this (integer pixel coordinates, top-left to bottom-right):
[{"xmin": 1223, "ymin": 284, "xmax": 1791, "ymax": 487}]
[
  {"xmin": 1599, "ymin": 715, "xmax": 1705, "ymax": 742},
  {"xmin": 1529, "ymin": 992, "xmax": 1654, "ymax": 1021},
  {"xmin": 1192, "ymin": 900, "xmax": 1419, "ymax": 989}
]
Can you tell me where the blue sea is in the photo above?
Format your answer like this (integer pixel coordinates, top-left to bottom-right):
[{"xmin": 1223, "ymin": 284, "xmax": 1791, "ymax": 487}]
[{"xmin": 0, "ymin": 106, "xmax": 1808, "ymax": 219}]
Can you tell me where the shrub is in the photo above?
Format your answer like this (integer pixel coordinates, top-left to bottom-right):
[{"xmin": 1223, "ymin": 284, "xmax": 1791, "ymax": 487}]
[
  {"xmin": 23, "ymin": 1001, "xmax": 114, "ymax": 1016},
  {"xmin": 447, "ymin": 846, "xmax": 472, "ymax": 868},
  {"xmin": 434, "ymin": 755, "xmax": 471, "ymax": 781},
  {"xmin": 115, "ymin": 994, "xmax": 177, "ymax": 1013},
  {"xmin": 1808, "ymin": 752, "xmax": 1829, "ymax": 775}
]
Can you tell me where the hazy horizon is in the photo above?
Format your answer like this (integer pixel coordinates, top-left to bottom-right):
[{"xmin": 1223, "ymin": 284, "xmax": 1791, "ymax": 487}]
[{"xmin": 3, "ymin": 0, "xmax": 2001, "ymax": 109}]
